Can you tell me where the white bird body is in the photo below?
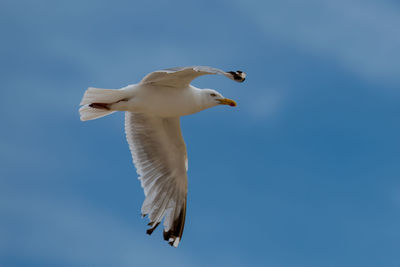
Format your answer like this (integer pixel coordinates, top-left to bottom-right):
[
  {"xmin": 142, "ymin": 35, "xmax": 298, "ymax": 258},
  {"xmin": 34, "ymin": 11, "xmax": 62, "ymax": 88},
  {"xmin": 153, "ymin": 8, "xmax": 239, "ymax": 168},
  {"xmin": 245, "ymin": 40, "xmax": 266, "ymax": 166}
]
[
  {"xmin": 79, "ymin": 66, "xmax": 246, "ymax": 247},
  {"xmin": 109, "ymin": 84, "xmax": 207, "ymax": 117}
]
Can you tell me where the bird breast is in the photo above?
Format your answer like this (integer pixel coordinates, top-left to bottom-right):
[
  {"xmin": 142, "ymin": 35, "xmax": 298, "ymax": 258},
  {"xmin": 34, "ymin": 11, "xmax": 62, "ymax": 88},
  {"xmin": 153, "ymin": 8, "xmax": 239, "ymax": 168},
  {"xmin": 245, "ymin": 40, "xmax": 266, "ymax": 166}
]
[{"xmin": 126, "ymin": 85, "xmax": 203, "ymax": 117}]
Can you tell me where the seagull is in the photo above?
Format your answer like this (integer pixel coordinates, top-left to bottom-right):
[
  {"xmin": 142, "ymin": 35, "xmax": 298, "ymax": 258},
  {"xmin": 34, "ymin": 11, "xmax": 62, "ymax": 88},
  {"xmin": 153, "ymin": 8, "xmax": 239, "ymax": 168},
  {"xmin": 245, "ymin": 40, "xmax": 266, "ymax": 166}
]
[{"xmin": 79, "ymin": 66, "xmax": 246, "ymax": 247}]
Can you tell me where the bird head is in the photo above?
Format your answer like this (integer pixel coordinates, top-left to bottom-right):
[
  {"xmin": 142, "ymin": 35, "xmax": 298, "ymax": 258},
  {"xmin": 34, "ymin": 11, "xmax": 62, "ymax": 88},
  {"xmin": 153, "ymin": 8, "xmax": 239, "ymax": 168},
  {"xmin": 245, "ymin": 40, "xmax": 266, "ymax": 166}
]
[{"xmin": 202, "ymin": 89, "xmax": 237, "ymax": 108}]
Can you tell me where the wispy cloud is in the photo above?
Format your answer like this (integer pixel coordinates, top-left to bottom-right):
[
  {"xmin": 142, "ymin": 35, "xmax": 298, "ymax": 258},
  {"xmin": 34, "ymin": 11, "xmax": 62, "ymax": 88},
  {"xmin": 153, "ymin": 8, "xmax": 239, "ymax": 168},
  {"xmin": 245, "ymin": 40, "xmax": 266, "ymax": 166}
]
[
  {"xmin": 239, "ymin": 87, "xmax": 285, "ymax": 121},
  {"xmin": 233, "ymin": 0, "xmax": 400, "ymax": 85},
  {"xmin": 0, "ymin": 190, "xmax": 194, "ymax": 267}
]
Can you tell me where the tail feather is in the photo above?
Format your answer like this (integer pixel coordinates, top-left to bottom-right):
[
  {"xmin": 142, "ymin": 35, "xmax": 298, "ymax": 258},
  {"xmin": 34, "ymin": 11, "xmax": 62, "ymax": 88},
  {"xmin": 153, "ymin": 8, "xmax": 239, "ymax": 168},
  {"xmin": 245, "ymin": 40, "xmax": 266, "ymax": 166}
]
[
  {"xmin": 80, "ymin": 87, "xmax": 127, "ymax": 105},
  {"xmin": 79, "ymin": 87, "xmax": 127, "ymax": 121},
  {"xmin": 79, "ymin": 104, "xmax": 115, "ymax": 121}
]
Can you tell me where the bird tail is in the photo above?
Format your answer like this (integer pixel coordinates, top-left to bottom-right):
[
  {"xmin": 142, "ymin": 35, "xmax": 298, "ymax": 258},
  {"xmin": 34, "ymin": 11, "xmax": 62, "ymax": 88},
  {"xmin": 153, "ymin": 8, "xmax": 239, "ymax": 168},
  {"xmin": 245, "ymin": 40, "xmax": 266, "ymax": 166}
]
[
  {"xmin": 79, "ymin": 87, "xmax": 126, "ymax": 121},
  {"xmin": 79, "ymin": 104, "xmax": 116, "ymax": 121}
]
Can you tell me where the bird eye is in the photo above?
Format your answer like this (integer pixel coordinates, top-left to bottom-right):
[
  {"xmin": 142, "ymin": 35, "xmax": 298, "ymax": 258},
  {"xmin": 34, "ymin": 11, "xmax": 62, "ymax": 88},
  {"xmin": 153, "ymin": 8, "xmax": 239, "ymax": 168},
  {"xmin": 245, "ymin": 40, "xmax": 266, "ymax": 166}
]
[{"xmin": 210, "ymin": 93, "xmax": 217, "ymax": 97}]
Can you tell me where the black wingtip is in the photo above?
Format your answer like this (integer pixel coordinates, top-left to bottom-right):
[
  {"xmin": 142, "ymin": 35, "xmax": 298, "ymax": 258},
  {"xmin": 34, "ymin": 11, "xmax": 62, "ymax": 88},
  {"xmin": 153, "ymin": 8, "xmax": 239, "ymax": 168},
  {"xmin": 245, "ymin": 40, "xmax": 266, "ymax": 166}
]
[
  {"xmin": 146, "ymin": 222, "xmax": 160, "ymax": 235},
  {"xmin": 227, "ymin": 70, "xmax": 246, "ymax": 82},
  {"xmin": 162, "ymin": 201, "xmax": 186, "ymax": 247}
]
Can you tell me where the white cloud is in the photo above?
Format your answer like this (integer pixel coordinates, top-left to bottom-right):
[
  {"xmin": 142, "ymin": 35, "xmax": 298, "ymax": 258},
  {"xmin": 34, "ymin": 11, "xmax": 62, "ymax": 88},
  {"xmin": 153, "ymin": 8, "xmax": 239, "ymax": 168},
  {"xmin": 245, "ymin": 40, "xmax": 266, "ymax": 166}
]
[
  {"xmin": 241, "ymin": 88, "xmax": 285, "ymax": 121},
  {"xmin": 0, "ymin": 190, "xmax": 194, "ymax": 266},
  {"xmin": 233, "ymin": 0, "xmax": 400, "ymax": 85}
]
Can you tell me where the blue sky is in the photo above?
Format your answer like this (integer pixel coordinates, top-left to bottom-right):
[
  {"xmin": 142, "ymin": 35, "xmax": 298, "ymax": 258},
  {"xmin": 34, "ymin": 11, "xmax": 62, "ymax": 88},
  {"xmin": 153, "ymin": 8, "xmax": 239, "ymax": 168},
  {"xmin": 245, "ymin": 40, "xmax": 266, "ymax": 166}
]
[{"xmin": 1, "ymin": 0, "xmax": 400, "ymax": 266}]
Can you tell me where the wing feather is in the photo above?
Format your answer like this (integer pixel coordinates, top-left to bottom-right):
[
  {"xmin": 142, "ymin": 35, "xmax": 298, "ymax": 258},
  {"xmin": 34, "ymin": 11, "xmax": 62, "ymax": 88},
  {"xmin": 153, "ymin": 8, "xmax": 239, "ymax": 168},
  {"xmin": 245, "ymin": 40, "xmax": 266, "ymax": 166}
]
[
  {"xmin": 125, "ymin": 112, "xmax": 187, "ymax": 247},
  {"xmin": 139, "ymin": 65, "xmax": 246, "ymax": 88}
]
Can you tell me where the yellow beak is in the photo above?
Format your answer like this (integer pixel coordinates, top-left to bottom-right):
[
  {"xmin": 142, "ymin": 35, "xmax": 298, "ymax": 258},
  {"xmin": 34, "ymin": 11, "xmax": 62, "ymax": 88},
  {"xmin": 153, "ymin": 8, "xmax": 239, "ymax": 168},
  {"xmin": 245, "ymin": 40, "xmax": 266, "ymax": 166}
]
[{"xmin": 217, "ymin": 98, "xmax": 237, "ymax": 107}]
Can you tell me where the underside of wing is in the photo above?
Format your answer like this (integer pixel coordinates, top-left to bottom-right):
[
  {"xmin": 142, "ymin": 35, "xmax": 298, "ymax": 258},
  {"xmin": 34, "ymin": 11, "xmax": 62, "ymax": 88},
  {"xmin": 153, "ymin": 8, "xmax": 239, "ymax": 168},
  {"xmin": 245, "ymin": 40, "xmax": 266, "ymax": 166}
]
[
  {"xmin": 139, "ymin": 65, "xmax": 246, "ymax": 88},
  {"xmin": 125, "ymin": 112, "xmax": 188, "ymax": 247}
]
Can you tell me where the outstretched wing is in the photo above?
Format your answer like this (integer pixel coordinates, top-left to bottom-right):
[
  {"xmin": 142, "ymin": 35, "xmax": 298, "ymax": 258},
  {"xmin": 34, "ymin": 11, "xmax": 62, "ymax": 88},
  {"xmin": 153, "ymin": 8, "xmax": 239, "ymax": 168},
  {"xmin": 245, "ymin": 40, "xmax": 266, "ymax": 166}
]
[
  {"xmin": 125, "ymin": 112, "xmax": 188, "ymax": 247},
  {"xmin": 139, "ymin": 66, "xmax": 246, "ymax": 88}
]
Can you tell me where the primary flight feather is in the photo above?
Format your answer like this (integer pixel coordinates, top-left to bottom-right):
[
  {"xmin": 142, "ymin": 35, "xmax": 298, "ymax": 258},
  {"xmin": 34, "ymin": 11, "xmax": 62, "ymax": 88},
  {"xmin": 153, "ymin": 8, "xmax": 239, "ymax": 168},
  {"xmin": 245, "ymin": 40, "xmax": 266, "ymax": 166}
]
[{"xmin": 79, "ymin": 66, "xmax": 246, "ymax": 247}]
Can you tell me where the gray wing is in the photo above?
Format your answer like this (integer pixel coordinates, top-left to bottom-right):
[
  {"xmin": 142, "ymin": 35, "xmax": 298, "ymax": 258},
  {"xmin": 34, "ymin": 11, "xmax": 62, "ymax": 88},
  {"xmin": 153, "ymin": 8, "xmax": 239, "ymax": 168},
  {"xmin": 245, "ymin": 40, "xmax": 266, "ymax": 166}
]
[
  {"xmin": 139, "ymin": 66, "xmax": 246, "ymax": 88},
  {"xmin": 125, "ymin": 112, "xmax": 188, "ymax": 247}
]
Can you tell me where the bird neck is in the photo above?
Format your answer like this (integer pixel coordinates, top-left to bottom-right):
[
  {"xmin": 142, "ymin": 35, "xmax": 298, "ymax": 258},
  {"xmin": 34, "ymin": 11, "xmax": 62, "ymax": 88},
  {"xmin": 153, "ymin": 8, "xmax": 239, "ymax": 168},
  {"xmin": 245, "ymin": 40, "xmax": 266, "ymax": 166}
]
[{"xmin": 190, "ymin": 86, "xmax": 214, "ymax": 111}]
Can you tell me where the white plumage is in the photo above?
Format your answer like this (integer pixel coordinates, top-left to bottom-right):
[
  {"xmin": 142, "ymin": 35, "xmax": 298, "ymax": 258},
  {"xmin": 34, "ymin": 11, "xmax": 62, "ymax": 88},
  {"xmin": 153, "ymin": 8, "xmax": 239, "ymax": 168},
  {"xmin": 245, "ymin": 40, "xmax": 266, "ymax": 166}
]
[{"xmin": 79, "ymin": 66, "xmax": 246, "ymax": 247}]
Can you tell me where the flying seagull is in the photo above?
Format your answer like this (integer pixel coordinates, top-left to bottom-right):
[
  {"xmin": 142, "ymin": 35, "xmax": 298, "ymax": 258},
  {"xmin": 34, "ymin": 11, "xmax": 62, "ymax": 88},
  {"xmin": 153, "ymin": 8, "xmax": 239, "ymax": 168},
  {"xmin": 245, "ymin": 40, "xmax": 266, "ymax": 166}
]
[{"xmin": 79, "ymin": 66, "xmax": 246, "ymax": 247}]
